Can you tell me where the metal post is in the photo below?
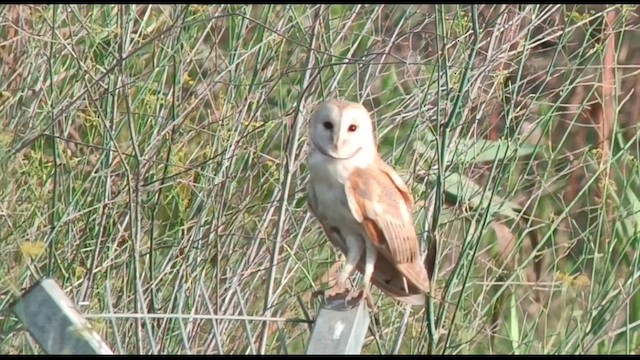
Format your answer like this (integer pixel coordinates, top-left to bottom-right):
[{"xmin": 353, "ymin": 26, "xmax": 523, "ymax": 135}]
[
  {"xmin": 306, "ymin": 297, "xmax": 370, "ymax": 354},
  {"xmin": 11, "ymin": 278, "xmax": 114, "ymax": 355}
]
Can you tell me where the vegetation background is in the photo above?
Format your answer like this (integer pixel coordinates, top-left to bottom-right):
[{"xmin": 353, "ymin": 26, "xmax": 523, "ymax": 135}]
[{"xmin": 0, "ymin": 4, "xmax": 639, "ymax": 354}]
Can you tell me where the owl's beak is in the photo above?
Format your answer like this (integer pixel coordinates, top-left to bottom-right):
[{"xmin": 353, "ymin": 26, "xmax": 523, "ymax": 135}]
[
  {"xmin": 327, "ymin": 135, "xmax": 341, "ymax": 157},
  {"xmin": 311, "ymin": 135, "xmax": 360, "ymax": 160},
  {"xmin": 321, "ymin": 143, "xmax": 342, "ymax": 158},
  {"xmin": 329, "ymin": 144, "xmax": 340, "ymax": 156}
]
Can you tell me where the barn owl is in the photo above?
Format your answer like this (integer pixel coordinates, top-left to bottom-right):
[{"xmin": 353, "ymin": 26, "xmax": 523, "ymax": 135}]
[{"xmin": 306, "ymin": 99, "xmax": 433, "ymax": 310}]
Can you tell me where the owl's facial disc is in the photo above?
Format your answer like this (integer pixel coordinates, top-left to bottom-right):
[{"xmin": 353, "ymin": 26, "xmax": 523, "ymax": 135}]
[{"xmin": 311, "ymin": 102, "xmax": 373, "ymax": 161}]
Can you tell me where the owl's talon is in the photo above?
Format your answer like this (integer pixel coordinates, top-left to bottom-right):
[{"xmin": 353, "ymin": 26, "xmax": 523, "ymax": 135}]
[
  {"xmin": 345, "ymin": 288, "xmax": 377, "ymax": 313},
  {"xmin": 323, "ymin": 281, "xmax": 350, "ymax": 303}
]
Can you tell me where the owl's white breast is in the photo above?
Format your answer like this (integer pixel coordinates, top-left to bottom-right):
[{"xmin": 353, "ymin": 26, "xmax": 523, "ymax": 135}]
[{"xmin": 308, "ymin": 151, "xmax": 360, "ymax": 229}]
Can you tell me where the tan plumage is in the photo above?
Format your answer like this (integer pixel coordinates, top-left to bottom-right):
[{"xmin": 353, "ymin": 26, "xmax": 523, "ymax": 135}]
[{"xmin": 306, "ymin": 99, "xmax": 433, "ymax": 308}]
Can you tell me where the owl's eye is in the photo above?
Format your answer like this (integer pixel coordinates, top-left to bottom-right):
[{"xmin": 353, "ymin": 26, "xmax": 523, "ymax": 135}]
[
  {"xmin": 323, "ymin": 122, "xmax": 333, "ymax": 130},
  {"xmin": 348, "ymin": 124, "xmax": 357, "ymax": 132}
]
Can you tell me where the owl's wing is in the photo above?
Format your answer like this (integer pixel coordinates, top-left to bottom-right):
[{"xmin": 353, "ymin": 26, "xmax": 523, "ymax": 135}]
[
  {"xmin": 376, "ymin": 157, "xmax": 414, "ymax": 209},
  {"xmin": 377, "ymin": 158, "xmax": 437, "ymax": 282},
  {"xmin": 344, "ymin": 164, "xmax": 431, "ymax": 294},
  {"xmin": 307, "ymin": 182, "xmax": 427, "ymax": 305}
]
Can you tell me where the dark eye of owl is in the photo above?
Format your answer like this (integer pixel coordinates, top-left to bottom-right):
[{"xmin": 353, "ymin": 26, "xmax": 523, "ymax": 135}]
[
  {"xmin": 348, "ymin": 124, "xmax": 357, "ymax": 132},
  {"xmin": 323, "ymin": 121, "xmax": 333, "ymax": 130}
]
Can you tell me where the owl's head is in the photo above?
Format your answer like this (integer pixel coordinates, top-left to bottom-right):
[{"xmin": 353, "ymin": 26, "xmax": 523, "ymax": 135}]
[{"xmin": 308, "ymin": 100, "xmax": 377, "ymax": 162}]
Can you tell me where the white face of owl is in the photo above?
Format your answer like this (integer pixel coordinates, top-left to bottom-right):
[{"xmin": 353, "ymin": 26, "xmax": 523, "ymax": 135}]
[{"xmin": 308, "ymin": 100, "xmax": 377, "ymax": 161}]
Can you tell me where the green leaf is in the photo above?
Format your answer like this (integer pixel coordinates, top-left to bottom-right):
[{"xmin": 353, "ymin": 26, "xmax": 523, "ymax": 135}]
[
  {"xmin": 442, "ymin": 172, "xmax": 522, "ymax": 220},
  {"xmin": 455, "ymin": 138, "xmax": 541, "ymax": 165},
  {"xmin": 508, "ymin": 292, "xmax": 521, "ymax": 355}
]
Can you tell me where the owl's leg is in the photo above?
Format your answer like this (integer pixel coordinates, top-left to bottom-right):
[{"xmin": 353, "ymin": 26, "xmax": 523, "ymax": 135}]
[
  {"xmin": 338, "ymin": 233, "xmax": 364, "ymax": 288},
  {"xmin": 346, "ymin": 240, "xmax": 377, "ymax": 312},
  {"xmin": 325, "ymin": 234, "xmax": 363, "ymax": 302}
]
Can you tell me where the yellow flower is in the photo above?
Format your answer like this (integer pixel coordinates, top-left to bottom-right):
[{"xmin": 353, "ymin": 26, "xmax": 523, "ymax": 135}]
[
  {"xmin": 555, "ymin": 272, "xmax": 569, "ymax": 282},
  {"xmin": 183, "ymin": 74, "xmax": 195, "ymax": 86},
  {"xmin": 572, "ymin": 274, "xmax": 591, "ymax": 288},
  {"xmin": 20, "ymin": 241, "xmax": 45, "ymax": 258}
]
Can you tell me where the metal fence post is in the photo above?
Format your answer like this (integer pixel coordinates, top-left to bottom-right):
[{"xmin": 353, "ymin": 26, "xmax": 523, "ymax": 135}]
[
  {"xmin": 11, "ymin": 278, "xmax": 114, "ymax": 355},
  {"xmin": 306, "ymin": 297, "xmax": 370, "ymax": 354}
]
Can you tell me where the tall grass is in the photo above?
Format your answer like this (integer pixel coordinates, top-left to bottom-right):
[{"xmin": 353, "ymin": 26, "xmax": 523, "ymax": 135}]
[{"xmin": 1, "ymin": 4, "xmax": 639, "ymax": 354}]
